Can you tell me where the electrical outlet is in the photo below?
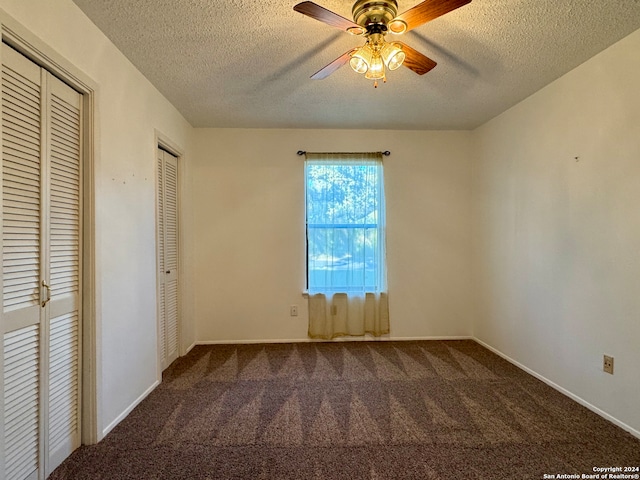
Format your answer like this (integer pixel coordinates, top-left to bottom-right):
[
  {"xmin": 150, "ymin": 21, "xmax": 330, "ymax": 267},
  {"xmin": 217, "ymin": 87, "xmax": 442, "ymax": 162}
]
[
  {"xmin": 290, "ymin": 305, "xmax": 298, "ymax": 316},
  {"xmin": 603, "ymin": 355, "xmax": 614, "ymax": 375}
]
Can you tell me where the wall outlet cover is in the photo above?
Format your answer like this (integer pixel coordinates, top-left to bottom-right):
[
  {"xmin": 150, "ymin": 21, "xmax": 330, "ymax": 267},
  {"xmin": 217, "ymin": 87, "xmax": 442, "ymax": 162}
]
[{"xmin": 603, "ymin": 355, "xmax": 614, "ymax": 374}]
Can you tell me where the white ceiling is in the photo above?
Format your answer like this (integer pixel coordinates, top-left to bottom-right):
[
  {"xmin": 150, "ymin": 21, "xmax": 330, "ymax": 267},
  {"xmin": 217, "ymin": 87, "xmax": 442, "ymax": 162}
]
[{"xmin": 71, "ymin": 0, "xmax": 640, "ymax": 130}]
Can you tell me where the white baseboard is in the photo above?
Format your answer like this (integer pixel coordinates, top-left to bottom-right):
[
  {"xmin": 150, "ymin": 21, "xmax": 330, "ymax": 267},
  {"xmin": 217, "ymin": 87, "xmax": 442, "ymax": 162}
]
[
  {"xmin": 473, "ymin": 338, "xmax": 640, "ymax": 440},
  {"xmin": 101, "ymin": 380, "xmax": 160, "ymax": 438},
  {"xmin": 387, "ymin": 336, "xmax": 473, "ymax": 341},
  {"xmin": 195, "ymin": 335, "xmax": 473, "ymax": 346},
  {"xmin": 184, "ymin": 341, "xmax": 197, "ymax": 355}
]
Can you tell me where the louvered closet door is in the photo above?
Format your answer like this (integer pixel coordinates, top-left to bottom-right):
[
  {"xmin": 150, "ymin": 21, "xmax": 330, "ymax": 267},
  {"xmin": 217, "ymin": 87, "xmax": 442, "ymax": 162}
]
[
  {"xmin": 1, "ymin": 43, "xmax": 82, "ymax": 480},
  {"xmin": 2, "ymin": 44, "xmax": 43, "ymax": 480},
  {"xmin": 45, "ymin": 71, "xmax": 82, "ymax": 476},
  {"xmin": 157, "ymin": 149, "xmax": 178, "ymax": 370}
]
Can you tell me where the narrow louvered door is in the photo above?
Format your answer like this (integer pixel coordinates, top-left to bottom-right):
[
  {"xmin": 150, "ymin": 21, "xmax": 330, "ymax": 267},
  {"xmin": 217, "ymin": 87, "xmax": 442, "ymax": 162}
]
[
  {"xmin": 45, "ymin": 73, "xmax": 81, "ymax": 476},
  {"xmin": 2, "ymin": 44, "xmax": 44, "ymax": 480},
  {"xmin": 1, "ymin": 43, "xmax": 82, "ymax": 480},
  {"xmin": 157, "ymin": 149, "xmax": 178, "ymax": 370}
]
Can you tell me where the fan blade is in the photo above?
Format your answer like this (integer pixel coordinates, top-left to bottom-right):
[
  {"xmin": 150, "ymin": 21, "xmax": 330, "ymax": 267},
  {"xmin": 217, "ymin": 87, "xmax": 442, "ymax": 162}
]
[
  {"xmin": 397, "ymin": 42, "xmax": 437, "ymax": 75},
  {"xmin": 294, "ymin": 2, "xmax": 365, "ymax": 34},
  {"xmin": 395, "ymin": 0, "xmax": 471, "ymax": 33},
  {"xmin": 310, "ymin": 49, "xmax": 358, "ymax": 79}
]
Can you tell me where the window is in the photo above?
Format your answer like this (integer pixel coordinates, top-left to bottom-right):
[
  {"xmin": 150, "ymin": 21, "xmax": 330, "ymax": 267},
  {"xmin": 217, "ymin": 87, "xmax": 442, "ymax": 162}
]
[{"xmin": 305, "ymin": 153, "xmax": 386, "ymax": 295}]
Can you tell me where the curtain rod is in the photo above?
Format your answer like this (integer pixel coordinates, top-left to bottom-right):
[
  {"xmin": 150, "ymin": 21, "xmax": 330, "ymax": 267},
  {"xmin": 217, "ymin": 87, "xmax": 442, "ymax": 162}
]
[{"xmin": 297, "ymin": 150, "xmax": 390, "ymax": 156}]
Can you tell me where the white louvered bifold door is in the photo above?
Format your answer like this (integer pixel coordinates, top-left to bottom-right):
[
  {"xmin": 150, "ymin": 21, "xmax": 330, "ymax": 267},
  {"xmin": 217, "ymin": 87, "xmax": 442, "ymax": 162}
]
[
  {"xmin": 1, "ymin": 43, "xmax": 82, "ymax": 480},
  {"xmin": 157, "ymin": 149, "xmax": 178, "ymax": 371}
]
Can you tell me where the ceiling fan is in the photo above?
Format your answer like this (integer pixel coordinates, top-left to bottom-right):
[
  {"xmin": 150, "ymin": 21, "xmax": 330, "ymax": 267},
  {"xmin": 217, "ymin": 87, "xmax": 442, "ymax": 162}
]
[{"xmin": 293, "ymin": 0, "xmax": 471, "ymax": 87}]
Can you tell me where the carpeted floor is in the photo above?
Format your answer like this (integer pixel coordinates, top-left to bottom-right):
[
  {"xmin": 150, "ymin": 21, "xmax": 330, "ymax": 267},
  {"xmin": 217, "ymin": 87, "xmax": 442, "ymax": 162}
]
[{"xmin": 51, "ymin": 340, "xmax": 640, "ymax": 479}]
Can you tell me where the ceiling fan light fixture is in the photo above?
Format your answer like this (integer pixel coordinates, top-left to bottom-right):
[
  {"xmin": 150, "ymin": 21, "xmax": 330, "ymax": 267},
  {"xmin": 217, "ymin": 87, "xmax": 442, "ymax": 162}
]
[
  {"xmin": 293, "ymin": 0, "xmax": 461, "ymax": 82},
  {"xmin": 381, "ymin": 42, "xmax": 405, "ymax": 70},
  {"xmin": 364, "ymin": 53, "xmax": 385, "ymax": 79},
  {"xmin": 350, "ymin": 55, "xmax": 369, "ymax": 74},
  {"xmin": 388, "ymin": 19, "xmax": 407, "ymax": 34},
  {"xmin": 350, "ymin": 44, "xmax": 374, "ymax": 74}
]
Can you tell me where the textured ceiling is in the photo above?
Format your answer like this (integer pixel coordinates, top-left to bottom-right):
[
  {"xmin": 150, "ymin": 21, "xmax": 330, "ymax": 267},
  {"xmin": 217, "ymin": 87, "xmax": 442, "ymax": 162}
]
[{"xmin": 71, "ymin": 0, "xmax": 640, "ymax": 130}]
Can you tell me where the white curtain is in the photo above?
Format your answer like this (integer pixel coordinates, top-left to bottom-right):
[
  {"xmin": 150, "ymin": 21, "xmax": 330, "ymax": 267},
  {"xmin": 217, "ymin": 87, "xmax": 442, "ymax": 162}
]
[{"xmin": 305, "ymin": 152, "xmax": 389, "ymax": 339}]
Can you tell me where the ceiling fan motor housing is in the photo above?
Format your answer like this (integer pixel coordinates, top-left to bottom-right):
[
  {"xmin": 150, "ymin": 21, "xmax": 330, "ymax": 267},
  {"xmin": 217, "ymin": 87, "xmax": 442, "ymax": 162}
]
[{"xmin": 352, "ymin": 0, "xmax": 399, "ymax": 28}]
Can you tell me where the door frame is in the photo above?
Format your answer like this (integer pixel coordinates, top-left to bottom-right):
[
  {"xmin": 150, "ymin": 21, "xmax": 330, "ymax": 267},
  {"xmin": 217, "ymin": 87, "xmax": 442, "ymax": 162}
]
[
  {"xmin": 0, "ymin": 9, "xmax": 99, "ymax": 446},
  {"xmin": 154, "ymin": 131, "xmax": 185, "ymax": 380}
]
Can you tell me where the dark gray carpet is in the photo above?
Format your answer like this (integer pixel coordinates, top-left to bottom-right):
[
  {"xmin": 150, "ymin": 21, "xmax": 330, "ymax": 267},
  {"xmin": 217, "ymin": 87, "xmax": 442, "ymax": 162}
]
[{"xmin": 51, "ymin": 340, "xmax": 640, "ymax": 479}]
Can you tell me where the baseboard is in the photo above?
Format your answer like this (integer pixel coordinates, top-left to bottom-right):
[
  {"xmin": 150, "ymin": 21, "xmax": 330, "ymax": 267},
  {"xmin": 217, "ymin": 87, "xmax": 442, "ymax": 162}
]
[
  {"xmin": 473, "ymin": 338, "xmax": 640, "ymax": 440},
  {"xmin": 195, "ymin": 335, "xmax": 473, "ymax": 346},
  {"xmin": 184, "ymin": 341, "xmax": 197, "ymax": 355},
  {"xmin": 388, "ymin": 336, "xmax": 473, "ymax": 342},
  {"xmin": 101, "ymin": 379, "xmax": 160, "ymax": 438}
]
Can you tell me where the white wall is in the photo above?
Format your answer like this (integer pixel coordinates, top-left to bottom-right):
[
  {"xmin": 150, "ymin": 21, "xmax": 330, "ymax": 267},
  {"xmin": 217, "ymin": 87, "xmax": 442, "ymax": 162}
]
[
  {"xmin": 0, "ymin": 0, "xmax": 194, "ymax": 438},
  {"xmin": 190, "ymin": 129, "xmax": 472, "ymax": 342},
  {"xmin": 472, "ymin": 29, "xmax": 640, "ymax": 435}
]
